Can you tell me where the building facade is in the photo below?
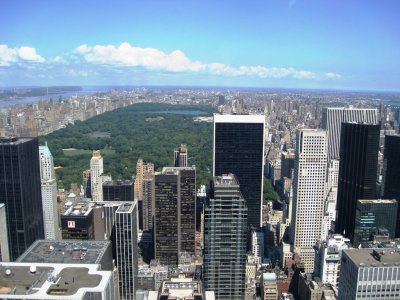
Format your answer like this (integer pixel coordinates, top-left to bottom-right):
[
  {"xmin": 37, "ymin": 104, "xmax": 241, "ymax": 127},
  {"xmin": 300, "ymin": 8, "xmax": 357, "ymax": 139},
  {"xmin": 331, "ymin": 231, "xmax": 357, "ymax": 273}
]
[
  {"xmin": 90, "ymin": 150, "xmax": 104, "ymax": 201},
  {"xmin": 154, "ymin": 167, "xmax": 196, "ymax": 265},
  {"xmin": 213, "ymin": 114, "xmax": 265, "ymax": 228},
  {"xmin": 290, "ymin": 129, "xmax": 327, "ymax": 273},
  {"xmin": 382, "ymin": 134, "xmax": 400, "ymax": 236},
  {"xmin": 115, "ymin": 202, "xmax": 138, "ymax": 300},
  {"xmin": 103, "ymin": 180, "xmax": 134, "ymax": 202},
  {"xmin": 353, "ymin": 199, "xmax": 398, "ymax": 247},
  {"xmin": 0, "ymin": 137, "xmax": 44, "ymax": 261},
  {"xmin": 204, "ymin": 174, "xmax": 247, "ymax": 300},
  {"xmin": 335, "ymin": 123, "xmax": 380, "ymax": 241},
  {"xmin": 174, "ymin": 143, "xmax": 188, "ymax": 167},
  {"xmin": 39, "ymin": 145, "xmax": 60, "ymax": 240},
  {"xmin": 321, "ymin": 107, "xmax": 378, "ymax": 160},
  {"xmin": 338, "ymin": 248, "xmax": 400, "ymax": 299}
]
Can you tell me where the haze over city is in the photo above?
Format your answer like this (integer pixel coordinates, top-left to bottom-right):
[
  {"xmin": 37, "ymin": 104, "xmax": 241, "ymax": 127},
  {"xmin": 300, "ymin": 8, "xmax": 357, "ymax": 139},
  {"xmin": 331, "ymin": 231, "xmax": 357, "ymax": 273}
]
[{"xmin": 1, "ymin": 0, "xmax": 399, "ymax": 91}]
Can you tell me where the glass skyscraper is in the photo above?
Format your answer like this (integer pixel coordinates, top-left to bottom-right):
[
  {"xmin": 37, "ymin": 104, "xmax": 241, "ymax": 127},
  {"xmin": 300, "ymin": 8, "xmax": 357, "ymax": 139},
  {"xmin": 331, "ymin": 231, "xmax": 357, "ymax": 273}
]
[
  {"xmin": 0, "ymin": 137, "xmax": 44, "ymax": 261},
  {"xmin": 213, "ymin": 114, "xmax": 264, "ymax": 228},
  {"xmin": 382, "ymin": 134, "xmax": 400, "ymax": 236},
  {"xmin": 204, "ymin": 174, "xmax": 247, "ymax": 300},
  {"xmin": 335, "ymin": 123, "xmax": 380, "ymax": 241}
]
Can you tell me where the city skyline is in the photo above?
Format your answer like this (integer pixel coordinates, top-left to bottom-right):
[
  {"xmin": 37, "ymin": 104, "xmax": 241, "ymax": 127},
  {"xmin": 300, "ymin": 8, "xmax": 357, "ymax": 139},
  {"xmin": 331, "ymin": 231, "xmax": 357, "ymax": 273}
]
[{"xmin": 1, "ymin": 0, "xmax": 400, "ymax": 91}]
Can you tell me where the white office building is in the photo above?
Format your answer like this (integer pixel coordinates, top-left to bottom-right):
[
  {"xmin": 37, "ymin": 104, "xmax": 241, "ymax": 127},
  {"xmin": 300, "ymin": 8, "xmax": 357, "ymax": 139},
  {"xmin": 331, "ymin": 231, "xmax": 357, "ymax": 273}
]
[
  {"xmin": 290, "ymin": 129, "xmax": 327, "ymax": 273},
  {"xmin": 90, "ymin": 150, "xmax": 104, "ymax": 201},
  {"xmin": 39, "ymin": 145, "xmax": 60, "ymax": 240}
]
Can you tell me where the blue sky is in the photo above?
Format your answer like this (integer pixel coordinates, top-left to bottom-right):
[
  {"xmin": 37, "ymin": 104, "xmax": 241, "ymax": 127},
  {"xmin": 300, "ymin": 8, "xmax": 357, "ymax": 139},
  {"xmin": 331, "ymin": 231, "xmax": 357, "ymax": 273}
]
[{"xmin": 0, "ymin": 0, "xmax": 399, "ymax": 91}]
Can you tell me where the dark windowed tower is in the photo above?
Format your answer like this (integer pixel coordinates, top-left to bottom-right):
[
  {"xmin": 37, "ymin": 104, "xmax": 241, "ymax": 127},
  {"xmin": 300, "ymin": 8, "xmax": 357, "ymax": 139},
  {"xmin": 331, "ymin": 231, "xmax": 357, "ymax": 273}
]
[
  {"xmin": 154, "ymin": 167, "xmax": 196, "ymax": 265},
  {"xmin": 213, "ymin": 115, "xmax": 265, "ymax": 228},
  {"xmin": 382, "ymin": 134, "xmax": 400, "ymax": 236},
  {"xmin": 204, "ymin": 174, "xmax": 247, "ymax": 300},
  {"xmin": 0, "ymin": 137, "xmax": 44, "ymax": 261},
  {"xmin": 353, "ymin": 199, "xmax": 398, "ymax": 247},
  {"xmin": 103, "ymin": 180, "xmax": 134, "ymax": 202},
  {"xmin": 335, "ymin": 123, "xmax": 380, "ymax": 241}
]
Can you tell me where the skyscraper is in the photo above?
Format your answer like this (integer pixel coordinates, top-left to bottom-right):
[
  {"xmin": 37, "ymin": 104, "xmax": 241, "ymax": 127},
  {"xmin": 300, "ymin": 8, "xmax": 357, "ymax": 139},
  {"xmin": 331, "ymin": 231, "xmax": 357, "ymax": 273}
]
[
  {"xmin": 90, "ymin": 150, "xmax": 104, "ymax": 201},
  {"xmin": 213, "ymin": 114, "xmax": 265, "ymax": 228},
  {"xmin": 154, "ymin": 167, "xmax": 196, "ymax": 265},
  {"xmin": 335, "ymin": 123, "xmax": 380, "ymax": 241},
  {"xmin": 0, "ymin": 137, "xmax": 44, "ymax": 261},
  {"xmin": 174, "ymin": 143, "xmax": 188, "ymax": 167},
  {"xmin": 134, "ymin": 158, "xmax": 154, "ymax": 201},
  {"xmin": 290, "ymin": 129, "xmax": 327, "ymax": 273},
  {"xmin": 39, "ymin": 145, "xmax": 60, "ymax": 240},
  {"xmin": 321, "ymin": 107, "xmax": 378, "ymax": 161},
  {"xmin": 115, "ymin": 202, "xmax": 138, "ymax": 300},
  {"xmin": 382, "ymin": 134, "xmax": 400, "ymax": 236},
  {"xmin": 0, "ymin": 203, "xmax": 10, "ymax": 261},
  {"xmin": 353, "ymin": 199, "xmax": 398, "ymax": 247},
  {"xmin": 142, "ymin": 172, "xmax": 154, "ymax": 231},
  {"xmin": 102, "ymin": 180, "xmax": 134, "ymax": 202},
  {"xmin": 338, "ymin": 248, "xmax": 400, "ymax": 299},
  {"xmin": 204, "ymin": 174, "xmax": 247, "ymax": 300}
]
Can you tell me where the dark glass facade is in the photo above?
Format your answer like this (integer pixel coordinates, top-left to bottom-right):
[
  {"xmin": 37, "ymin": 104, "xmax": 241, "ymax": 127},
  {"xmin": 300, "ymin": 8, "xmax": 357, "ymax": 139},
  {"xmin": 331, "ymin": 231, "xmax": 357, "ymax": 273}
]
[
  {"xmin": 335, "ymin": 123, "xmax": 380, "ymax": 241},
  {"xmin": 214, "ymin": 117, "xmax": 264, "ymax": 228},
  {"xmin": 353, "ymin": 199, "xmax": 398, "ymax": 247},
  {"xmin": 61, "ymin": 210, "xmax": 94, "ymax": 240},
  {"xmin": 204, "ymin": 174, "xmax": 247, "ymax": 300},
  {"xmin": 382, "ymin": 135, "xmax": 400, "ymax": 236},
  {"xmin": 154, "ymin": 167, "xmax": 196, "ymax": 265},
  {"xmin": 102, "ymin": 180, "xmax": 134, "ymax": 202},
  {"xmin": 0, "ymin": 137, "xmax": 44, "ymax": 261}
]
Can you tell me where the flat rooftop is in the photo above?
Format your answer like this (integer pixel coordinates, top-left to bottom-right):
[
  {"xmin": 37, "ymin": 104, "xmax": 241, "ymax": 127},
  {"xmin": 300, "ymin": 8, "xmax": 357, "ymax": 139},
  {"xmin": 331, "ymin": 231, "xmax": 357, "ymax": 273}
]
[
  {"xmin": 62, "ymin": 200, "xmax": 92, "ymax": 217},
  {"xmin": 344, "ymin": 248, "xmax": 400, "ymax": 268},
  {"xmin": 17, "ymin": 240, "xmax": 111, "ymax": 265},
  {"xmin": 0, "ymin": 137, "xmax": 34, "ymax": 145},
  {"xmin": 358, "ymin": 199, "xmax": 397, "ymax": 204},
  {"xmin": 0, "ymin": 263, "xmax": 112, "ymax": 299},
  {"xmin": 214, "ymin": 173, "xmax": 239, "ymax": 186}
]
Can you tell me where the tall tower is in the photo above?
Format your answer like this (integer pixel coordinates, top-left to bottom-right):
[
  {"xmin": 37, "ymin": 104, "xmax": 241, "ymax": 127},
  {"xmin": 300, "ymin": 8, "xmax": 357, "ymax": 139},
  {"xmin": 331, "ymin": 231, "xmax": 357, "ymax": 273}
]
[
  {"xmin": 142, "ymin": 172, "xmax": 155, "ymax": 231},
  {"xmin": 154, "ymin": 167, "xmax": 196, "ymax": 265},
  {"xmin": 382, "ymin": 134, "xmax": 400, "ymax": 236},
  {"xmin": 321, "ymin": 107, "xmax": 378, "ymax": 161},
  {"xmin": 174, "ymin": 143, "xmax": 188, "ymax": 167},
  {"xmin": 0, "ymin": 137, "xmax": 44, "ymax": 261},
  {"xmin": 203, "ymin": 174, "xmax": 247, "ymax": 300},
  {"xmin": 213, "ymin": 114, "xmax": 265, "ymax": 228},
  {"xmin": 115, "ymin": 202, "xmax": 138, "ymax": 300},
  {"xmin": 39, "ymin": 145, "xmax": 60, "ymax": 240},
  {"xmin": 90, "ymin": 150, "xmax": 103, "ymax": 201},
  {"xmin": 134, "ymin": 158, "xmax": 154, "ymax": 201},
  {"xmin": 335, "ymin": 123, "xmax": 380, "ymax": 241},
  {"xmin": 290, "ymin": 129, "xmax": 327, "ymax": 273}
]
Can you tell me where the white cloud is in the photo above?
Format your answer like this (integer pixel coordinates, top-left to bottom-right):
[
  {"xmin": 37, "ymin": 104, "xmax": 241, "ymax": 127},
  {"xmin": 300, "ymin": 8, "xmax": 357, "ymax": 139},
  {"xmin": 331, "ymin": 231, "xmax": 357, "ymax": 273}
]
[
  {"xmin": 0, "ymin": 44, "xmax": 45, "ymax": 66},
  {"xmin": 325, "ymin": 72, "xmax": 342, "ymax": 80},
  {"xmin": 75, "ymin": 44, "xmax": 92, "ymax": 54},
  {"xmin": 76, "ymin": 42, "xmax": 317, "ymax": 80},
  {"xmin": 0, "ymin": 45, "xmax": 18, "ymax": 66},
  {"xmin": 17, "ymin": 46, "xmax": 45, "ymax": 62}
]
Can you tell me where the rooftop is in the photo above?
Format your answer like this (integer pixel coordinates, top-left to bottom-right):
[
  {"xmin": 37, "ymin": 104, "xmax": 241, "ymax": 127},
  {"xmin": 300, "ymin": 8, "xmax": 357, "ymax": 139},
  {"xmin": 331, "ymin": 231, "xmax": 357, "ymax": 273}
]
[
  {"xmin": 62, "ymin": 200, "xmax": 92, "ymax": 217},
  {"xmin": 214, "ymin": 173, "xmax": 239, "ymax": 187},
  {"xmin": 358, "ymin": 199, "xmax": 397, "ymax": 204},
  {"xmin": 39, "ymin": 146, "xmax": 52, "ymax": 157},
  {"xmin": 214, "ymin": 114, "xmax": 265, "ymax": 124},
  {"xmin": 344, "ymin": 248, "xmax": 400, "ymax": 268},
  {"xmin": 0, "ymin": 137, "xmax": 34, "ymax": 145},
  {"xmin": 0, "ymin": 263, "xmax": 112, "ymax": 299},
  {"xmin": 17, "ymin": 240, "xmax": 111, "ymax": 265}
]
